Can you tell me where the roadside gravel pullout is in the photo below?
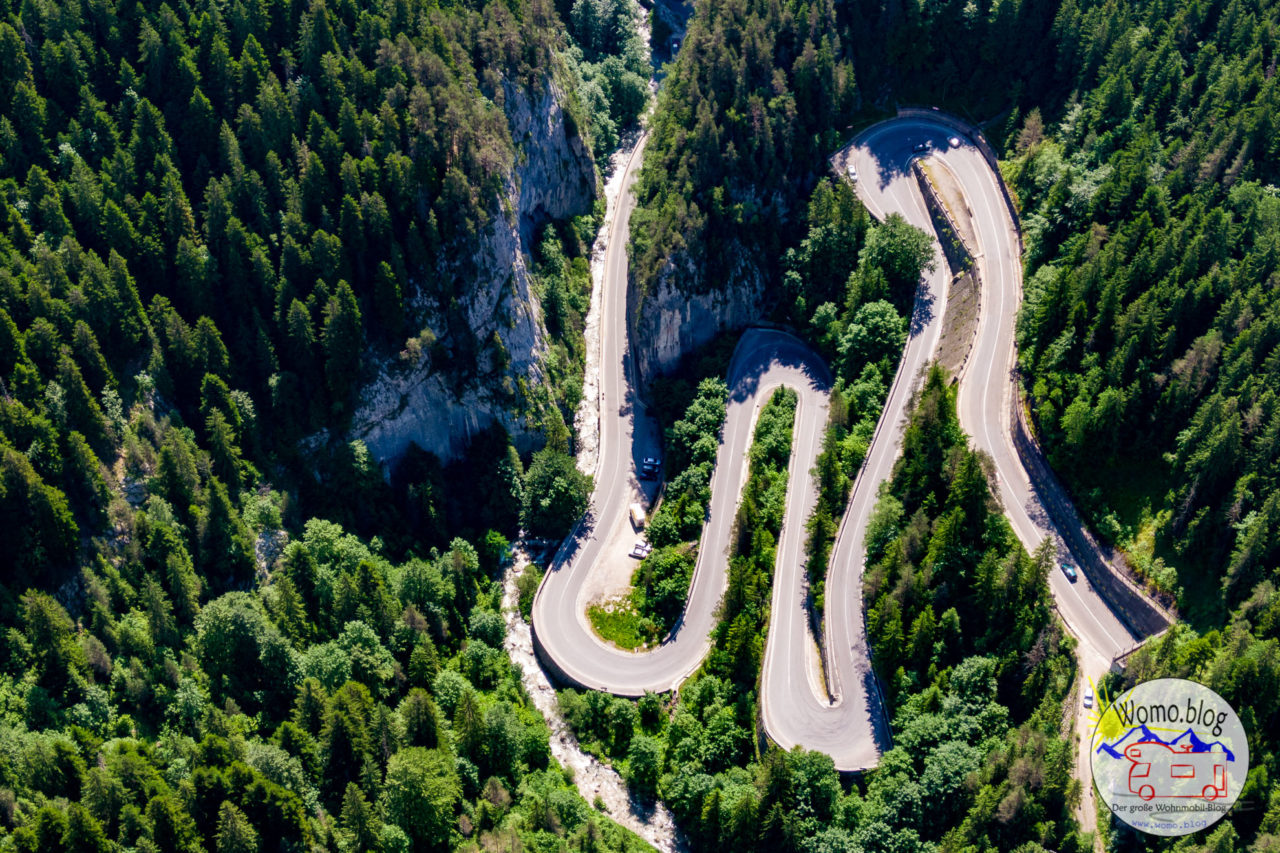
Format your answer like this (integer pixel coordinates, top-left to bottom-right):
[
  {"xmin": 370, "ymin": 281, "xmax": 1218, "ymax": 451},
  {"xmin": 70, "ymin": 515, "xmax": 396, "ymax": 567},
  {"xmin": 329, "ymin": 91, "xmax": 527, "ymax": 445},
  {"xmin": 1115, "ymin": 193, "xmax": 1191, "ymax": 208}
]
[{"xmin": 502, "ymin": 551, "xmax": 682, "ymax": 852}]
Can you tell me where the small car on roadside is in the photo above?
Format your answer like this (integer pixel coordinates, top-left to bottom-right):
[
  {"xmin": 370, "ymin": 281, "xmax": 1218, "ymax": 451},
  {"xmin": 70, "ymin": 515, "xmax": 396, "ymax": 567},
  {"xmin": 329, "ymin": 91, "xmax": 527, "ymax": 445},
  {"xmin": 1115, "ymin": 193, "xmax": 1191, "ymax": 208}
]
[
  {"xmin": 639, "ymin": 457, "xmax": 661, "ymax": 479},
  {"xmin": 1062, "ymin": 562, "xmax": 1079, "ymax": 582}
]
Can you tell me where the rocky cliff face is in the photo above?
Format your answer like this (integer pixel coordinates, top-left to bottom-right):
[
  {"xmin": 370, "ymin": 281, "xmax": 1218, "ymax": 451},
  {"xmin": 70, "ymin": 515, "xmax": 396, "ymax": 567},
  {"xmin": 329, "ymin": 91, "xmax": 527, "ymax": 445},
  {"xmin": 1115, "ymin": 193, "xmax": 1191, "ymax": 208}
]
[
  {"xmin": 629, "ymin": 249, "xmax": 766, "ymax": 384},
  {"xmin": 350, "ymin": 76, "xmax": 596, "ymax": 464}
]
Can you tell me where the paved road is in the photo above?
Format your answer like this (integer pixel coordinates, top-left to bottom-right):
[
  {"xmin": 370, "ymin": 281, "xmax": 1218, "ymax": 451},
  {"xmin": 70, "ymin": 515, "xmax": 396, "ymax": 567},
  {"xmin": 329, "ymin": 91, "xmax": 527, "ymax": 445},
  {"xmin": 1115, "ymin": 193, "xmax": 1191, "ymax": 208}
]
[
  {"xmin": 841, "ymin": 118, "xmax": 1140, "ymax": 668},
  {"xmin": 843, "ymin": 116, "xmax": 1170, "ymax": 825},
  {"xmin": 531, "ymin": 134, "xmax": 785, "ymax": 696},
  {"xmin": 532, "ymin": 111, "xmax": 936, "ymax": 768},
  {"xmin": 532, "ymin": 312, "xmax": 833, "ymax": 693},
  {"xmin": 533, "ymin": 113, "xmax": 1157, "ymax": 776},
  {"xmin": 757, "ymin": 144, "xmax": 956, "ymax": 772}
]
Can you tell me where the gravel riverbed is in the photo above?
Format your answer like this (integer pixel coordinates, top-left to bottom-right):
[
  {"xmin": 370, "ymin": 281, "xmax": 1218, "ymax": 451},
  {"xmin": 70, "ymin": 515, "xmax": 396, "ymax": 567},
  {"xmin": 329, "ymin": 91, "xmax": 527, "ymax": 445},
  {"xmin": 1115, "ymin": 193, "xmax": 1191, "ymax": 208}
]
[{"xmin": 501, "ymin": 552, "xmax": 682, "ymax": 851}]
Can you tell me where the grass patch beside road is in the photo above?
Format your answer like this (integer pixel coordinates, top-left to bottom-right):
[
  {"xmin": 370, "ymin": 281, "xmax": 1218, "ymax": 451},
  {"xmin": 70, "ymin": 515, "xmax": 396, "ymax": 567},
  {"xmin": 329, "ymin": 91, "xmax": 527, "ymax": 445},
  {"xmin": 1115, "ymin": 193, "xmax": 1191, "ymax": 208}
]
[
  {"xmin": 587, "ymin": 545, "xmax": 697, "ymax": 650},
  {"xmin": 589, "ymin": 599, "xmax": 649, "ymax": 650}
]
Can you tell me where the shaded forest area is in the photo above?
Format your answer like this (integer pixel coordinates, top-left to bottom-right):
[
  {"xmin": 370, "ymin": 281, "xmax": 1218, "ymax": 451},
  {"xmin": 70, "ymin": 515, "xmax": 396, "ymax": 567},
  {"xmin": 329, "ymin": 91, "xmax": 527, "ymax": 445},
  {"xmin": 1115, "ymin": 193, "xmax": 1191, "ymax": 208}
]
[
  {"xmin": 1003, "ymin": 0, "xmax": 1280, "ymax": 846},
  {"xmin": 0, "ymin": 0, "xmax": 596, "ymax": 581},
  {"xmin": 0, "ymin": 0, "xmax": 654, "ymax": 846}
]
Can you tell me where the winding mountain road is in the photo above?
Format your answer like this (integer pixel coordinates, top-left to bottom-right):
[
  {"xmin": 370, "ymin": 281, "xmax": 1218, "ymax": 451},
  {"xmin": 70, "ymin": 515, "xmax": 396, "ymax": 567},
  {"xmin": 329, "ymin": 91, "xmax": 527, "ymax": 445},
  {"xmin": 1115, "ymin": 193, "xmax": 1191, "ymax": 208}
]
[
  {"xmin": 842, "ymin": 118, "xmax": 1142, "ymax": 669},
  {"xmin": 532, "ymin": 113, "xmax": 1159, "ymax": 774}
]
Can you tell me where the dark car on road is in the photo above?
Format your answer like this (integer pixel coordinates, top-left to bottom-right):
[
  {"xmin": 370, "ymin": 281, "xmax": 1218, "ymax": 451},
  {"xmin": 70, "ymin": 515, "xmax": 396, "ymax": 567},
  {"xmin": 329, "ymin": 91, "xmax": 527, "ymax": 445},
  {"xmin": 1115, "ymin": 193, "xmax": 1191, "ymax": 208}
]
[
  {"xmin": 1061, "ymin": 562, "xmax": 1079, "ymax": 582},
  {"xmin": 639, "ymin": 457, "xmax": 661, "ymax": 479}
]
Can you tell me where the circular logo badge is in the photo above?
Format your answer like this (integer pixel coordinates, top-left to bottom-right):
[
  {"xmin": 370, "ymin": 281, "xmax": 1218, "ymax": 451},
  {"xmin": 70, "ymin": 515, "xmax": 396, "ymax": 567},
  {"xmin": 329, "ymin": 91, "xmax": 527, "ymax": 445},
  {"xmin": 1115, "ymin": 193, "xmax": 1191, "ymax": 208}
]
[{"xmin": 1090, "ymin": 678, "xmax": 1248, "ymax": 836}]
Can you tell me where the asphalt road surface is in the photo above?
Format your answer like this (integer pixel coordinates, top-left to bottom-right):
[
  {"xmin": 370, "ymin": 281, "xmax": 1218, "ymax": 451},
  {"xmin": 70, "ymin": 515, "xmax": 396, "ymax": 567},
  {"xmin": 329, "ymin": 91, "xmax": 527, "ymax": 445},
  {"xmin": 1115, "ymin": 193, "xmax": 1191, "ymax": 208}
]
[
  {"xmin": 533, "ymin": 114, "xmax": 1155, "ymax": 775},
  {"xmin": 841, "ymin": 118, "xmax": 1140, "ymax": 673},
  {"xmin": 531, "ymin": 113, "xmax": 925, "ymax": 768},
  {"xmin": 530, "ymin": 132, "xmax": 722, "ymax": 695},
  {"xmin": 844, "ymin": 115, "xmax": 1168, "ymax": 824}
]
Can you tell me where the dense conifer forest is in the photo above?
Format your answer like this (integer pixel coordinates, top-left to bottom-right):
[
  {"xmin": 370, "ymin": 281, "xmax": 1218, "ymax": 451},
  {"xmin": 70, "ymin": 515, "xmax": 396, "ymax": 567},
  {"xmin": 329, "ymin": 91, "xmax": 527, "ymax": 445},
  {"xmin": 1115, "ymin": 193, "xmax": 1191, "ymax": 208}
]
[
  {"xmin": 0, "ymin": 0, "xmax": 643, "ymax": 846},
  {"xmin": 1005, "ymin": 1, "xmax": 1280, "ymax": 847}
]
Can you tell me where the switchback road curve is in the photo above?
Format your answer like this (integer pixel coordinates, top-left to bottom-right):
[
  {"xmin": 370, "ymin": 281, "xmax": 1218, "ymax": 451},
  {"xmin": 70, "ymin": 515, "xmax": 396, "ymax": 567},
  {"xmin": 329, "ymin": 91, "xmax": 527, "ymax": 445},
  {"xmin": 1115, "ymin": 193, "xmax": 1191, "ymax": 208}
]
[
  {"xmin": 844, "ymin": 112, "xmax": 1171, "ymax": 826},
  {"xmin": 840, "ymin": 116, "xmax": 1147, "ymax": 672},
  {"xmin": 532, "ymin": 113, "xmax": 1161, "ymax": 775},
  {"xmin": 529, "ymin": 117, "xmax": 909, "ymax": 768}
]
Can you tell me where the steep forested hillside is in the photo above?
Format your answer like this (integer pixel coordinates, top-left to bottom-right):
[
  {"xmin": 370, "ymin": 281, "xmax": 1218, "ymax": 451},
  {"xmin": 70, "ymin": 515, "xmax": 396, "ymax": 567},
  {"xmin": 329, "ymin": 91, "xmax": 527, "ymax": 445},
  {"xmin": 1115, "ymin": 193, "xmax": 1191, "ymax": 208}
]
[
  {"xmin": 0, "ymin": 0, "xmax": 601, "ymax": 570},
  {"xmin": 1010, "ymin": 0, "xmax": 1280, "ymax": 622},
  {"xmin": 628, "ymin": 0, "xmax": 858, "ymax": 304},
  {"xmin": 1005, "ymin": 2, "xmax": 1280, "ymax": 844},
  {"xmin": 0, "ymin": 0, "xmax": 657, "ymax": 846},
  {"xmin": 834, "ymin": 0, "xmax": 1063, "ymax": 113},
  {"xmin": 626, "ymin": 0, "xmax": 1068, "ymax": 314}
]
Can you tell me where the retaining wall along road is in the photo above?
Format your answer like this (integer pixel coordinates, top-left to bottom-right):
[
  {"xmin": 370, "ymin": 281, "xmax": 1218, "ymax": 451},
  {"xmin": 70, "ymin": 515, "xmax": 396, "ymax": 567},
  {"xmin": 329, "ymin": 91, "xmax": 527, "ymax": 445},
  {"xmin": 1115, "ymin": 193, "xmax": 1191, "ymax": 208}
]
[
  {"xmin": 912, "ymin": 161, "xmax": 982, "ymax": 383},
  {"xmin": 913, "ymin": 161, "xmax": 975, "ymax": 273},
  {"xmin": 1011, "ymin": 398, "xmax": 1176, "ymax": 640},
  {"xmin": 901, "ymin": 106, "xmax": 1175, "ymax": 650}
]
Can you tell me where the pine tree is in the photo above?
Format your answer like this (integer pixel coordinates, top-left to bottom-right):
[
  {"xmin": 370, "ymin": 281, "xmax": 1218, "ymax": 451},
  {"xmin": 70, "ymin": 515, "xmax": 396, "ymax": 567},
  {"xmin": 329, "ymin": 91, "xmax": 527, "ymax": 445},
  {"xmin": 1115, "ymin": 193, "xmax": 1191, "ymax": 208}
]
[
  {"xmin": 1, "ymin": 446, "xmax": 79, "ymax": 585},
  {"xmin": 339, "ymin": 783, "xmax": 381, "ymax": 853},
  {"xmin": 198, "ymin": 477, "xmax": 255, "ymax": 587},
  {"xmin": 215, "ymin": 801, "xmax": 259, "ymax": 853},
  {"xmin": 408, "ymin": 635, "xmax": 441, "ymax": 688},
  {"xmin": 322, "ymin": 281, "xmax": 363, "ymax": 415},
  {"xmin": 62, "ymin": 804, "xmax": 110, "ymax": 853}
]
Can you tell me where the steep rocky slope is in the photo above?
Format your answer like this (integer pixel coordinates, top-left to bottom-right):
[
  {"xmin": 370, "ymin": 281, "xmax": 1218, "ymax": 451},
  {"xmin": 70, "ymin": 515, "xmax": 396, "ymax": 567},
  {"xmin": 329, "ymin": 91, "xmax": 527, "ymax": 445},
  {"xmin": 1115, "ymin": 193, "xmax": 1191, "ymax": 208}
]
[
  {"xmin": 627, "ymin": 253, "xmax": 765, "ymax": 383},
  {"xmin": 352, "ymin": 78, "xmax": 598, "ymax": 462}
]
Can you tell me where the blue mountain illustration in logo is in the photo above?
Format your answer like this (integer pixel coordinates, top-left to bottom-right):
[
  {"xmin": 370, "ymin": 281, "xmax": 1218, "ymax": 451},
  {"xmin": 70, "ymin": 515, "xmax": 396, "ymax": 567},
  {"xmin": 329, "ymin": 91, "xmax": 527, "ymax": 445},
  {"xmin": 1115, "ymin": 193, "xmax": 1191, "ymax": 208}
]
[{"xmin": 1096, "ymin": 725, "xmax": 1236, "ymax": 761}]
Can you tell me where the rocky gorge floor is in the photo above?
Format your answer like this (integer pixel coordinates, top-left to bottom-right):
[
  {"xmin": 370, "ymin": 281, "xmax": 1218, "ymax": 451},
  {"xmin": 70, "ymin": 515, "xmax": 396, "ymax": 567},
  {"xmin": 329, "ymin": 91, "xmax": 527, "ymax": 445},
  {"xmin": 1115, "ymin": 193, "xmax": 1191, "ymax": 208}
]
[{"xmin": 501, "ymin": 550, "xmax": 682, "ymax": 851}]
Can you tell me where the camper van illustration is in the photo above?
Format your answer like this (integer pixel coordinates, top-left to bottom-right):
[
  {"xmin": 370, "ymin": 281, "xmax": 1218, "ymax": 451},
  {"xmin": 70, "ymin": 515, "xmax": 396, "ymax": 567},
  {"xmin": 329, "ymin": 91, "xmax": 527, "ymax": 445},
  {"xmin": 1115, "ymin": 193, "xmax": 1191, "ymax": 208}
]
[{"xmin": 1124, "ymin": 742, "xmax": 1228, "ymax": 801}]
